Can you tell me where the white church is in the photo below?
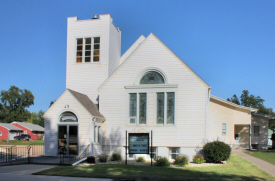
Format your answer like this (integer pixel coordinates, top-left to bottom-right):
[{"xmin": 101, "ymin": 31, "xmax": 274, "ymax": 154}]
[{"xmin": 44, "ymin": 14, "xmax": 271, "ymax": 160}]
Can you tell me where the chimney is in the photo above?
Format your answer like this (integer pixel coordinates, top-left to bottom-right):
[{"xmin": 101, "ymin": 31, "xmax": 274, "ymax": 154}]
[{"xmin": 92, "ymin": 14, "xmax": 98, "ymax": 19}]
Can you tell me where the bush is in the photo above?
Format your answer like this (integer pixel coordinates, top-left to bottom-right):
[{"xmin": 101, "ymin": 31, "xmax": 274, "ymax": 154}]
[
  {"xmin": 193, "ymin": 154, "xmax": 206, "ymax": 164},
  {"xmin": 36, "ymin": 135, "xmax": 43, "ymax": 140},
  {"xmin": 0, "ymin": 139, "xmax": 7, "ymax": 143},
  {"xmin": 203, "ymin": 140, "xmax": 231, "ymax": 163},
  {"xmin": 154, "ymin": 156, "xmax": 170, "ymax": 166},
  {"xmin": 135, "ymin": 156, "xmax": 146, "ymax": 162},
  {"xmin": 173, "ymin": 155, "xmax": 189, "ymax": 166},
  {"xmin": 110, "ymin": 152, "xmax": 122, "ymax": 161},
  {"xmin": 99, "ymin": 154, "xmax": 108, "ymax": 162},
  {"xmin": 87, "ymin": 156, "xmax": 96, "ymax": 163}
]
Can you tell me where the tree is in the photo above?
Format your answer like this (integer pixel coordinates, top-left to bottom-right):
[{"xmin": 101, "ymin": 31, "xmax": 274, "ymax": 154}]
[
  {"xmin": 31, "ymin": 110, "xmax": 45, "ymax": 127},
  {"xmin": 0, "ymin": 86, "xmax": 34, "ymax": 123},
  {"xmin": 49, "ymin": 100, "xmax": 55, "ymax": 107},
  {"xmin": 227, "ymin": 94, "xmax": 240, "ymax": 105}
]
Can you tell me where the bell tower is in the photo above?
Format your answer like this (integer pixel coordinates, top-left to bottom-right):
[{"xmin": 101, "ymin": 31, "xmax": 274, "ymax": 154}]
[{"xmin": 66, "ymin": 14, "xmax": 121, "ymax": 104}]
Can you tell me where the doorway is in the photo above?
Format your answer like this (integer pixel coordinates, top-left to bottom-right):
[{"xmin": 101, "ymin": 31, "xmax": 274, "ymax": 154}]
[{"xmin": 58, "ymin": 125, "xmax": 78, "ymax": 155}]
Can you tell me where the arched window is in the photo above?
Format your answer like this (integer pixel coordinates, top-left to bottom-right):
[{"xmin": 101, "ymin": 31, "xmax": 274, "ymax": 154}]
[
  {"xmin": 140, "ymin": 71, "xmax": 165, "ymax": 84},
  {"xmin": 59, "ymin": 112, "xmax": 78, "ymax": 122}
]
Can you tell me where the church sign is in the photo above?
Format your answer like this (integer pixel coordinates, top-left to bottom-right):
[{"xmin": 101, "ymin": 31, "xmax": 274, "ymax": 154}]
[{"xmin": 129, "ymin": 133, "xmax": 149, "ymax": 154}]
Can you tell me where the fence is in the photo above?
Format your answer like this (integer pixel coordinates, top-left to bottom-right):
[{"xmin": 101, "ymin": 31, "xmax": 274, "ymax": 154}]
[{"xmin": 0, "ymin": 145, "xmax": 44, "ymax": 165}]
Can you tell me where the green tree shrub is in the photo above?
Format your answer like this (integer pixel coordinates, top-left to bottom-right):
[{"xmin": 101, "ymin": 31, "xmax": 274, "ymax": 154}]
[
  {"xmin": 193, "ymin": 154, "xmax": 206, "ymax": 164},
  {"xmin": 154, "ymin": 156, "xmax": 170, "ymax": 166},
  {"xmin": 110, "ymin": 152, "xmax": 122, "ymax": 161},
  {"xmin": 99, "ymin": 154, "xmax": 108, "ymax": 162},
  {"xmin": 173, "ymin": 155, "xmax": 189, "ymax": 166},
  {"xmin": 135, "ymin": 156, "xmax": 146, "ymax": 162},
  {"xmin": 203, "ymin": 140, "xmax": 231, "ymax": 163}
]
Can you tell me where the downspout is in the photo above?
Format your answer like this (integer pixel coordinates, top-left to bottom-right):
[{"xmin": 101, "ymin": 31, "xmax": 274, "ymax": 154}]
[
  {"xmin": 91, "ymin": 117, "xmax": 96, "ymax": 155},
  {"xmin": 205, "ymin": 87, "xmax": 211, "ymax": 140},
  {"xmin": 249, "ymin": 116, "xmax": 252, "ymax": 150}
]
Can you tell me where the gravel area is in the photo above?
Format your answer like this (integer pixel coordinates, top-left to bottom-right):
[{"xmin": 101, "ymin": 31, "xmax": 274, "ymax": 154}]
[{"xmin": 80, "ymin": 160, "xmax": 225, "ymax": 167}]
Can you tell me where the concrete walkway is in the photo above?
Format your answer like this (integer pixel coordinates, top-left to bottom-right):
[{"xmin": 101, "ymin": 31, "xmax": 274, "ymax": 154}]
[
  {"xmin": 232, "ymin": 150, "xmax": 275, "ymax": 177},
  {"xmin": 0, "ymin": 164, "xmax": 112, "ymax": 181}
]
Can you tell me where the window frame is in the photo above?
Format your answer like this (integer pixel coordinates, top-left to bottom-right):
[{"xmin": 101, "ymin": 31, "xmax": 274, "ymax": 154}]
[
  {"xmin": 128, "ymin": 92, "xmax": 148, "ymax": 126},
  {"xmin": 222, "ymin": 123, "xmax": 227, "ymax": 136},
  {"xmin": 168, "ymin": 147, "xmax": 180, "ymax": 160},
  {"xmin": 24, "ymin": 130, "xmax": 27, "ymax": 134},
  {"xmin": 0, "ymin": 132, "xmax": 2, "ymax": 136},
  {"xmin": 150, "ymin": 147, "xmax": 158, "ymax": 159},
  {"xmin": 76, "ymin": 36, "xmax": 100, "ymax": 63},
  {"xmin": 156, "ymin": 92, "xmax": 175, "ymax": 125},
  {"xmin": 94, "ymin": 123, "xmax": 102, "ymax": 143},
  {"xmin": 254, "ymin": 126, "xmax": 260, "ymax": 136}
]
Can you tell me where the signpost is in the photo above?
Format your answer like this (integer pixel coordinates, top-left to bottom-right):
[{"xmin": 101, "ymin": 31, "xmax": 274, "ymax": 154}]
[{"xmin": 126, "ymin": 131, "xmax": 152, "ymax": 166}]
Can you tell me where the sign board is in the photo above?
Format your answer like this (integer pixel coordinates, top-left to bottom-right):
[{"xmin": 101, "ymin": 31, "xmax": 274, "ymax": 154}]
[{"xmin": 129, "ymin": 133, "xmax": 149, "ymax": 154}]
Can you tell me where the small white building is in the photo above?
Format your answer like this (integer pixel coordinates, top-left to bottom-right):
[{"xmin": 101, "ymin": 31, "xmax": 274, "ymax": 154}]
[{"xmin": 44, "ymin": 14, "xmax": 270, "ymax": 160}]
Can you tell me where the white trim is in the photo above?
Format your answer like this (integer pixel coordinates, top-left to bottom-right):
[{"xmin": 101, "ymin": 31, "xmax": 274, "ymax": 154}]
[
  {"xmin": 125, "ymin": 85, "xmax": 178, "ymax": 90},
  {"xmin": 11, "ymin": 122, "xmax": 33, "ymax": 131},
  {"xmin": 210, "ymin": 95, "xmax": 258, "ymax": 112},
  {"xmin": 0, "ymin": 125, "xmax": 10, "ymax": 131}
]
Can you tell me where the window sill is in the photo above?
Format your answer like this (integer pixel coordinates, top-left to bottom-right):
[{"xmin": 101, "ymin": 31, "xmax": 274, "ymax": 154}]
[{"xmin": 74, "ymin": 62, "xmax": 101, "ymax": 65}]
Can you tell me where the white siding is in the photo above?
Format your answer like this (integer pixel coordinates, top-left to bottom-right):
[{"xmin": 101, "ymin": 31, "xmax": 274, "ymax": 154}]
[
  {"xmin": 251, "ymin": 115, "xmax": 269, "ymax": 149},
  {"xmin": 43, "ymin": 90, "xmax": 93, "ymax": 156},
  {"xmin": 66, "ymin": 15, "xmax": 121, "ymax": 104},
  {"xmin": 100, "ymin": 33, "xmax": 208, "ymax": 156}
]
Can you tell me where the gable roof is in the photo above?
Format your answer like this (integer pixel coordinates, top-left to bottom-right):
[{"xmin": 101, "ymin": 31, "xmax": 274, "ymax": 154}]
[
  {"xmin": 0, "ymin": 123, "xmax": 23, "ymax": 131},
  {"xmin": 210, "ymin": 95, "xmax": 258, "ymax": 112},
  {"xmin": 99, "ymin": 33, "xmax": 210, "ymax": 91},
  {"xmin": 11, "ymin": 122, "xmax": 44, "ymax": 132},
  {"xmin": 68, "ymin": 89, "xmax": 105, "ymax": 119}
]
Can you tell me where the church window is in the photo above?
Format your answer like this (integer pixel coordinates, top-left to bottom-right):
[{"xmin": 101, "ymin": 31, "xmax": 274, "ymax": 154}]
[
  {"xmin": 76, "ymin": 37, "xmax": 100, "ymax": 63},
  {"xmin": 128, "ymin": 93, "xmax": 147, "ymax": 125},
  {"xmin": 140, "ymin": 71, "xmax": 164, "ymax": 84},
  {"xmin": 157, "ymin": 92, "xmax": 175, "ymax": 125},
  {"xmin": 93, "ymin": 37, "xmax": 100, "ymax": 62},
  {"xmin": 59, "ymin": 112, "xmax": 78, "ymax": 122}
]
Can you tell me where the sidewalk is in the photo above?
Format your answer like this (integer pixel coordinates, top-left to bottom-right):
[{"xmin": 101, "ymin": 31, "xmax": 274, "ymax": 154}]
[
  {"xmin": 0, "ymin": 164, "xmax": 112, "ymax": 181},
  {"xmin": 232, "ymin": 150, "xmax": 275, "ymax": 177}
]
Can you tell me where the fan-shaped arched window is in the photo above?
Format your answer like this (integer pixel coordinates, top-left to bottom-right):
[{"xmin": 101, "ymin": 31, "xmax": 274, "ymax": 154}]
[
  {"xmin": 140, "ymin": 71, "xmax": 164, "ymax": 84},
  {"xmin": 59, "ymin": 112, "xmax": 78, "ymax": 122}
]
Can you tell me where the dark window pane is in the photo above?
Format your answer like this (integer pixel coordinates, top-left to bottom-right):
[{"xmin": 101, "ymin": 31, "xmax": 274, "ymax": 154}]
[
  {"xmin": 129, "ymin": 93, "xmax": 137, "ymax": 117},
  {"xmin": 85, "ymin": 57, "xmax": 91, "ymax": 62},
  {"xmin": 140, "ymin": 71, "xmax": 164, "ymax": 84},
  {"xmin": 167, "ymin": 92, "xmax": 175, "ymax": 124},
  {"xmin": 69, "ymin": 126, "xmax": 78, "ymax": 155},
  {"xmin": 139, "ymin": 93, "xmax": 147, "ymax": 124},
  {"xmin": 94, "ymin": 37, "xmax": 100, "ymax": 43},
  {"xmin": 76, "ymin": 57, "xmax": 82, "ymax": 63},
  {"xmin": 93, "ymin": 56, "xmax": 99, "ymax": 62},
  {"xmin": 77, "ymin": 52, "xmax": 82, "ymax": 57},
  {"xmin": 77, "ymin": 45, "xmax": 82, "ymax": 51},
  {"xmin": 85, "ymin": 51, "xmax": 91, "ymax": 56},
  {"xmin": 85, "ymin": 38, "xmax": 91, "ymax": 44},
  {"xmin": 58, "ymin": 126, "xmax": 67, "ymax": 139},
  {"xmin": 77, "ymin": 39, "xmax": 83, "ymax": 45},
  {"xmin": 157, "ymin": 93, "xmax": 164, "ymax": 124},
  {"xmin": 58, "ymin": 140, "xmax": 67, "ymax": 154},
  {"xmin": 85, "ymin": 45, "xmax": 91, "ymax": 50},
  {"xmin": 94, "ymin": 44, "xmax": 100, "ymax": 49},
  {"xmin": 94, "ymin": 50, "xmax": 100, "ymax": 56}
]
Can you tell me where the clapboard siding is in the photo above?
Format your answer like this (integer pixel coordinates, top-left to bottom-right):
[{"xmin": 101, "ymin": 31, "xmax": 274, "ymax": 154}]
[
  {"xmin": 66, "ymin": 15, "xmax": 121, "ymax": 104},
  {"xmin": 43, "ymin": 90, "xmax": 93, "ymax": 156},
  {"xmin": 208, "ymin": 98, "xmax": 252, "ymax": 145},
  {"xmin": 251, "ymin": 115, "xmax": 269, "ymax": 148},
  {"xmin": 100, "ymin": 33, "xmax": 208, "ymax": 149}
]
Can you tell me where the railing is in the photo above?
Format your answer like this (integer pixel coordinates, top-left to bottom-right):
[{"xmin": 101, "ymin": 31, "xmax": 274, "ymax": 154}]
[
  {"xmin": 60, "ymin": 144, "xmax": 90, "ymax": 165},
  {"xmin": 0, "ymin": 145, "xmax": 44, "ymax": 165}
]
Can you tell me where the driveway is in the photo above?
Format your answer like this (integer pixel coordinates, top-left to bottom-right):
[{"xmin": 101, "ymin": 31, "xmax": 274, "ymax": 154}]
[{"xmin": 0, "ymin": 164, "xmax": 112, "ymax": 181}]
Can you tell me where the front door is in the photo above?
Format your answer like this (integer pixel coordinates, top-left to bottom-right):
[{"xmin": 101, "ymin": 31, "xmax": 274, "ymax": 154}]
[{"xmin": 58, "ymin": 125, "xmax": 78, "ymax": 155}]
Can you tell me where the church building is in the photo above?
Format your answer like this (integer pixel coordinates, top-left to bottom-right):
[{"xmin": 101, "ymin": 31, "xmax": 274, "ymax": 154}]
[{"xmin": 44, "ymin": 14, "xmax": 270, "ymax": 160}]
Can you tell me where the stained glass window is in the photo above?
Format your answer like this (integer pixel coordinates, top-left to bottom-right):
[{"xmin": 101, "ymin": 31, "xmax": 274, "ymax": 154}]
[
  {"xmin": 59, "ymin": 112, "xmax": 78, "ymax": 122},
  {"xmin": 140, "ymin": 71, "xmax": 164, "ymax": 84},
  {"xmin": 129, "ymin": 93, "xmax": 137, "ymax": 124},
  {"xmin": 167, "ymin": 92, "xmax": 175, "ymax": 124},
  {"xmin": 157, "ymin": 93, "xmax": 164, "ymax": 124},
  {"xmin": 139, "ymin": 93, "xmax": 147, "ymax": 124}
]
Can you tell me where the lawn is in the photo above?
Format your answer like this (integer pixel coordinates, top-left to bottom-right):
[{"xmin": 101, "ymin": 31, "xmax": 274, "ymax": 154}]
[
  {"xmin": 0, "ymin": 140, "xmax": 44, "ymax": 145},
  {"xmin": 34, "ymin": 155, "xmax": 274, "ymax": 181},
  {"xmin": 243, "ymin": 150, "xmax": 275, "ymax": 165}
]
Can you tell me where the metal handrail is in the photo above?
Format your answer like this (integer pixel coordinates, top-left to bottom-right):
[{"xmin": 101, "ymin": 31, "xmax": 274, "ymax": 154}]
[{"xmin": 79, "ymin": 144, "xmax": 90, "ymax": 159}]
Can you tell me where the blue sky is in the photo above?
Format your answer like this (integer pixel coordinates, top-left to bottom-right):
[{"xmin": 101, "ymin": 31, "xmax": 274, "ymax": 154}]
[{"xmin": 0, "ymin": 1, "xmax": 274, "ymax": 113}]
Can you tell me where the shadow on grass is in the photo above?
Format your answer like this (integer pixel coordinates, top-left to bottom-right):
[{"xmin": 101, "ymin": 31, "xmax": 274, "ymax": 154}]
[{"xmin": 34, "ymin": 164, "xmax": 272, "ymax": 181}]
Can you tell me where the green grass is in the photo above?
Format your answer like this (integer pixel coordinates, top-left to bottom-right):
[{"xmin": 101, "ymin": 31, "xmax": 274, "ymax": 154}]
[
  {"xmin": 243, "ymin": 150, "xmax": 275, "ymax": 165},
  {"xmin": 0, "ymin": 140, "xmax": 44, "ymax": 145},
  {"xmin": 34, "ymin": 155, "xmax": 274, "ymax": 181}
]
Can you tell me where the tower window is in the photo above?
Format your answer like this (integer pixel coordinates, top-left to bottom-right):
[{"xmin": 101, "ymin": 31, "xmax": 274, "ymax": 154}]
[{"xmin": 76, "ymin": 37, "xmax": 100, "ymax": 63}]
